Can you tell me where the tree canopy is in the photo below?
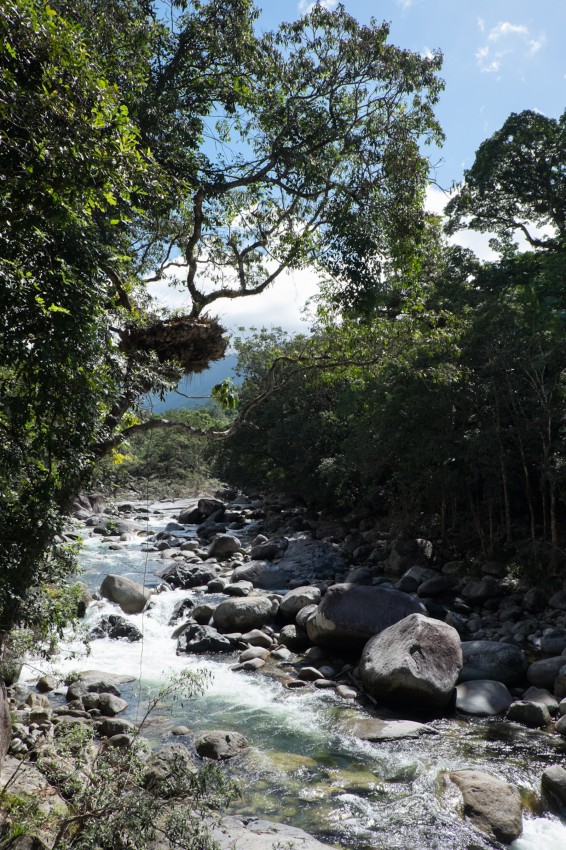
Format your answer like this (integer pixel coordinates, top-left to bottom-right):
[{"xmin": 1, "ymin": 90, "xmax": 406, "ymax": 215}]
[
  {"xmin": 0, "ymin": 0, "xmax": 444, "ymax": 641},
  {"xmin": 445, "ymin": 109, "xmax": 566, "ymax": 253}
]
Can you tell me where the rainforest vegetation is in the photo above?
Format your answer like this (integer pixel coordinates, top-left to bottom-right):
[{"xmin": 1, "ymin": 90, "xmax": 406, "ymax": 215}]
[{"xmin": 1, "ymin": 0, "xmax": 565, "ymax": 647}]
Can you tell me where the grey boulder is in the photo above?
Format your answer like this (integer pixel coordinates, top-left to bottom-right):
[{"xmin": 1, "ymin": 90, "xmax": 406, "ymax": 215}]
[
  {"xmin": 306, "ymin": 583, "xmax": 425, "ymax": 649},
  {"xmin": 459, "ymin": 641, "xmax": 527, "ymax": 686},
  {"xmin": 213, "ymin": 596, "xmax": 273, "ymax": 633},
  {"xmin": 279, "ymin": 586, "xmax": 322, "ymax": 620},
  {"xmin": 100, "ymin": 574, "xmax": 152, "ymax": 615},
  {"xmin": 359, "ymin": 613, "xmax": 462, "ymax": 709},
  {"xmin": 449, "ymin": 770, "xmax": 523, "ymax": 844},
  {"xmin": 527, "ymin": 656, "xmax": 566, "ymax": 690},
  {"xmin": 211, "ymin": 816, "xmax": 337, "ymax": 850},
  {"xmin": 195, "ymin": 730, "xmax": 249, "ymax": 760},
  {"xmin": 541, "ymin": 765, "xmax": 566, "ymax": 816},
  {"xmin": 456, "ymin": 680, "xmax": 513, "ymax": 716}
]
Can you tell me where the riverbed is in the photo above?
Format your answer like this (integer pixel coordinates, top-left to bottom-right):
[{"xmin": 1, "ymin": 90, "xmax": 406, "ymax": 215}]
[{"xmin": 23, "ymin": 499, "xmax": 566, "ymax": 850}]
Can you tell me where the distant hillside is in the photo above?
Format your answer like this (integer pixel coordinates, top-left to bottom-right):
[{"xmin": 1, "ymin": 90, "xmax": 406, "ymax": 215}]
[{"xmin": 143, "ymin": 355, "xmax": 239, "ymax": 413}]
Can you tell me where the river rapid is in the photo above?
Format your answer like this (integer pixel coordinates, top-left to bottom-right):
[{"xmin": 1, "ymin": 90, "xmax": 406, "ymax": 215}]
[{"xmin": 23, "ymin": 499, "xmax": 566, "ymax": 850}]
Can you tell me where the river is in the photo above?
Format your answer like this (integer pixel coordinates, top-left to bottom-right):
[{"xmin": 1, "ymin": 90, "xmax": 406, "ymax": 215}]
[{"xmin": 23, "ymin": 499, "xmax": 566, "ymax": 850}]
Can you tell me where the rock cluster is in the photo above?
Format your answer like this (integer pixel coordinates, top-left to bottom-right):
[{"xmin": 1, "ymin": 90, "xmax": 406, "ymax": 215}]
[{"xmin": 56, "ymin": 489, "xmax": 566, "ymax": 846}]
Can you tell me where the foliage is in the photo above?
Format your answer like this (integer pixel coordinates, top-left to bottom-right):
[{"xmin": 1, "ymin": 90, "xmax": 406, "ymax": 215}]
[
  {"xmin": 94, "ymin": 406, "xmax": 230, "ymax": 498},
  {"xmin": 0, "ymin": 671, "xmax": 238, "ymax": 850},
  {"xmin": 445, "ymin": 109, "xmax": 566, "ymax": 254},
  {"xmin": 0, "ymin": 0, "xmax": 444, "ymax": 645},
  {"xmin": 217, "ymin": 219, "xmax": 566, "ymax": 563},
  {"xmin": 0, "ymin": 0, "xmax": 152, "ymax": 641}
]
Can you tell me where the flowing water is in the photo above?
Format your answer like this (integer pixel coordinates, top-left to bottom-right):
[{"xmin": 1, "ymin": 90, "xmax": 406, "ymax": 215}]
[{"xmin": 23, "ymin": 501, "xmax": 566, "ymax": 850}]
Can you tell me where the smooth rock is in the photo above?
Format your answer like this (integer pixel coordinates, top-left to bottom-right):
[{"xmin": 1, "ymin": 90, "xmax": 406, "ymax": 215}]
[
  {"xmin": 359, "ymin": 614, "xmax": 462, "ymax": 709},
  {"xmin": 456, "ymin": 680, "xmax": 513, "ymax": 715},
  {"xmin": 449, "ymin": 769, "xmax": 523, "ymax": 844},
  {"xmin": 241, "ymin": 629, "xmax": 273, "ymax": 648},
  {"xmin": 100, "ymin": 574, "xmax": 152, "ymax": 615},
  {"xmin": 459, "ymin": 641, "xmax": 528, "ymax": 686},
  {"xmin": 507, "ymin": 700, "xmax": 551, "ymax": 728},
  {"xmin": 208, "ymin": 534, "xmax": 241, "ymax": 558},
  {"xmin": 278, "ymin": 624, "xmax": 310, "ymax": 652},
  {"xmin": 195, "ymin": 730, "xmax": 248, "ymax": 760},
  {"xmin": 279, "ymin": 586, "xmax": 322, "ymax": 620},
  {"xmin": 213, "ymin": 596, "xmax": 273, "ymax": 633},
  {"xmin": 343, "ymin": 717, "xmax": 437, "ymax": 741},
  {"xmin": 527, "ymin": 656, "xmax": 566, "ymax": 690},
  {"xmin": 553, "ymin": 664, "xmax": 566, "ymax": 700},
  {"xmin": 522, "ymin": 686, "xmax": 558, "ymax": 713},
  {"xmin": 211, "ymin": 815, "xmax": 337, "ymax": 849},
  {"xmin": 541, "ymin": 765, "xmax": 566, "ymax": 816},
  {"xmin": 307, "ymin": 583, "xmax": 426, "ymax": 650},
  {"xmin": 239, "ymin": 646, "xmax": 270, "ymax": 662}
]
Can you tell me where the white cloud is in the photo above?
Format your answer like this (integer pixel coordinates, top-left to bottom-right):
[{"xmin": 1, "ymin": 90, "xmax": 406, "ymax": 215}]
[
  {"xmin": 476, "ymin": 21, "xmax": 546, "ymax": 74},
  {"xmin": 147, "ymin": 265, "xmax": 320, "ymax": 334},
  {"xmin": 488, "ymin": 22, "xmax": 529, "ymax": 42},
  {"xmin": 397, "ymin": 0, "xmax": 414, "ymax": 9},
  {"xmin": 298, "ymin": 0, "xmax": 338, "ymax": 14},
  {"xmin": 421, "ymin": 47, "xmax": 434, "ymax": 61}
]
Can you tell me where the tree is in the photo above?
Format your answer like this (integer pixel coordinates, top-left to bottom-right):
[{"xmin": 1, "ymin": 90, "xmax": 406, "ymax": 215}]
[
  {"xmin": 445, "ymin": 109, "xmax": 566, "ymax": 253},
  {"xmin": 0, "ymin": 0, "xmax": 444, "ymax": 644}
]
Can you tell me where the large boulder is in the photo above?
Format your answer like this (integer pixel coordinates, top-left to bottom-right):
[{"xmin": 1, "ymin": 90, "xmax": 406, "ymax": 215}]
[
  {"xmin": 208, "ymin": 534, "xmax": 241, "ymax": 558},
  {"xmin": 459, "ymin": 641, "xmax": 528, "ymax": 686},
  {"xmin": 306, "ymin": 583, "xmax": 426, "ymax": 650},
  {"xmin": 88, "ymin": 614, "xmax": 142, "ymax": 642},
  {"xmin": 527, "ymin": 656, "xmax": 566, "ymax": 690},
  {"xmin": 66, "ymin": 670, "xmax": 135, "ymax": 701},
  {"xmin": 158, "ymin": 563, "xmax": 218, "ymax": 589},
  {"xmin": 100, "ymin": 574, "xmax": 152, "ymax": 615},
  {"xmin": 233, "ymin": 539, "xmax": 346, "ymax": 590},
  {"xmin": 231, "ymin": 561, "xmax": 289, "ymax": 590},
  {"xmin": 359, "ymin": 614, "xmax": 462, "ymax": 709},
  {"xmin": 541, "ymin": 765, "xmax": 566, "ymax": 816},
  {"xmin": 449, "ymin": 770, "xmax": 522, "ymax": 844},
  {"xmin": 213, "ymin": 596, "xmax": 273, "ymax": 633}
]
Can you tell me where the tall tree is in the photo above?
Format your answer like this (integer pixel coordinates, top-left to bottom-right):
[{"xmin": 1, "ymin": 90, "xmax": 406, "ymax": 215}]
[{"xmin": 445, "ymin": 109, "xmax": 566, "ymax": 253}]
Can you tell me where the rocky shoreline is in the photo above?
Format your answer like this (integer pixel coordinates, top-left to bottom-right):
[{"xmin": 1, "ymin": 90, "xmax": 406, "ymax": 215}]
[{"xmin": 2, "ymin": 490, "xmax": 566, "ymax": 848}]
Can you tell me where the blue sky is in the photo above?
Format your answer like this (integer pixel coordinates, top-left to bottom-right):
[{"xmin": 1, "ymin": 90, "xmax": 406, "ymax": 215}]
[
  {"xmin": 259, "ymin": 1, "xmax": 565, "ymax": 192},
  {"xmin": 150, "ymin": 0, "xmax": 565, "ymax": 332}
]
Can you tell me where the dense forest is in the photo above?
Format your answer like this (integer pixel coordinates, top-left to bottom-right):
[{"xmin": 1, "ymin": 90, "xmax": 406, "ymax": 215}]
[{"xmin": 1, "ymin": 0, "xmax": 565, "ymax": 649}]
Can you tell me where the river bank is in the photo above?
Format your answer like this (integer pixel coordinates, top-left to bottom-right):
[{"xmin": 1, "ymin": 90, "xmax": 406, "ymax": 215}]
[{"xmin": 7, "ymin": 491, "xmax": 566, "ymax": 849}]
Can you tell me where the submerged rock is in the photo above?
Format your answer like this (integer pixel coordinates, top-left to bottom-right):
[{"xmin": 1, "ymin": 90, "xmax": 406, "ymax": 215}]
[
  {"xmin": 211, "ymin": 816, "xmax": 338, "ymax": 849},
  {"xmin": 343, "ymin": 717, "xmax": 437, "ymax": 741},
  {"xmin": 449, "ymin": 769, "xmax": 523, "ymax": 844},
  {"xmin": 195, "ymin": 730, "xmax": 249, "ymax": 760}
]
